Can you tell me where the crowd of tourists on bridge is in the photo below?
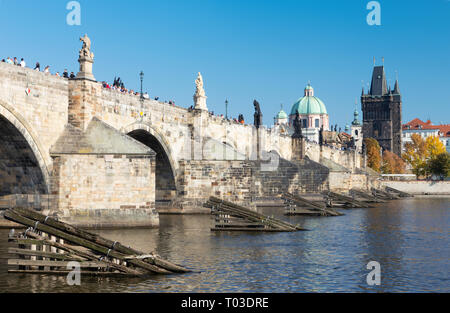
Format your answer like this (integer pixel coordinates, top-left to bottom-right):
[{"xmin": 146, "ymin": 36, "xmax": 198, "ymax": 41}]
[
  {"xmin": 1, "ymin": 56, "xmax": 157, "ymax": 101},
  {"xmin": 101, "ymin": 77, "xmax": 149, "ymax": 100},
  {"xmin": 2, "ymin": 56, "xmax": 77, "ymax": 79},
  {"xmin": 203, "ymin": 110, "xmax": 245, "ymax": 125}
]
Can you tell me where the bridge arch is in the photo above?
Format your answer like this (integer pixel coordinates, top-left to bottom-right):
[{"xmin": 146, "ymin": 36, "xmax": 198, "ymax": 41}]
[
  {"xmin": 0, "ymin": 101, "xmax": 50, "ymax": 195},
  {"xmin": 122, "ymin": 123, "xmax": 178, "ymax": 208}
]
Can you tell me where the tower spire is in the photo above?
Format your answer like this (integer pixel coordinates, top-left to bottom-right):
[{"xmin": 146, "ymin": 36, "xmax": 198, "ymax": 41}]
[
  {"xmin": 393, "ymin": 70, "xmax": 400, "ymax": 94},
  {"xmin": 393, "ymin": 79, "xmax": 400, "ymax": 94}
]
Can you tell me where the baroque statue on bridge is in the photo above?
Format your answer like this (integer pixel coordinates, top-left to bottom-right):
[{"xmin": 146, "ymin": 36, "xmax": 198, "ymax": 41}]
[
  {"xmin": 77, "ymin": 34, "xmax": 95, "ymax": 81},
  {"xmin": 319, "ymin": 125, "xmax": 324, "ymax": 146},
  {"xmin": 193, "ymin": 72, "xmax": 208, "ymax": 110},
  {"xmin": 194, "ymin": 72, "xmax": 206, "ymax": 97},
  {"xmin": 292, "ymin": 112, "xmax": 303, "ymax": 139},
  {"xmin": 79, "ymin": 34, "xmax": 94, "ymax": 60},
  {"xmin": 253, "ymin": 100, "xmax": 263, "ymax": 129}
]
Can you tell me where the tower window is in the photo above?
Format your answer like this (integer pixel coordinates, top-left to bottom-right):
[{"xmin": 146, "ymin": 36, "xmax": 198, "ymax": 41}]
[{"xmin": 315, "ymin": 119, "xmax": 319, "ymax": 128}]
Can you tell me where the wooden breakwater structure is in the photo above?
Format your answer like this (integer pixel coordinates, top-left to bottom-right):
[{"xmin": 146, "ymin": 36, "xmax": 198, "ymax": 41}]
[
  {"xmin": 205, "ymin": 197, "xmax": 304, "ymax": 232},
  {"xmin": 323, "ymin": 191, "xmax": 372, "ymax": 209},
  {"xmin": 4, "ymin": 208, "xmax": 190, "ymax": 277},
  {"xmin": 384, "ymin": 186, "xmax": 414, "ymax": 198},
  {"xmin": 371, "ymin": 188, "xmax": 401, "ymax": 200},
  {"xmin": 282, "ymin": 193, "xmax": 343, "ymax": 217},
  {"xmin": 350, "ymin": 189, "xmax": 386, "ymax": 203}
]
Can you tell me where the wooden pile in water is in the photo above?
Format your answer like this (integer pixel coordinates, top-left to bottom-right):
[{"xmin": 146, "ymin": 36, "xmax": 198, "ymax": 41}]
[
  {"xmin": 206, "ymin": 197, "xmax": 304, "ymax": 232},
  {"xmin": 323, "ymin": 191, "xmax": 372, "ymax": 209},
  {"xmin": 4, "ymin": 208, "xmax": 191, "ymax": 277},
  {"xmin": 282, "ymin": 193, "xmax": 344, "ymax": 217}
]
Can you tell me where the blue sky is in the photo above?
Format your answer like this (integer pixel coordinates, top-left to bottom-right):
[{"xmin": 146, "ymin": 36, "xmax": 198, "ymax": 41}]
[{"xmin": 0, "ymin": 0, "xmax": 449, "ymax": 127}]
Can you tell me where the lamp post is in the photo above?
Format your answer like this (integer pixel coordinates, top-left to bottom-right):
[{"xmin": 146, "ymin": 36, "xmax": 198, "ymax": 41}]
[
  {"xmin": 139, "ymin": 71, "xmax": 144, "ymax": 121},
  {"xmin": 225, "ymin": 99, "xmax": 229, "ymax": 119},
  {"xmin": 139, "ymin": 71, "xmax": 144, "ymax": 100}
]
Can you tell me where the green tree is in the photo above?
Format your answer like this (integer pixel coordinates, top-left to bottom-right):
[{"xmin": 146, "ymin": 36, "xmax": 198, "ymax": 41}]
[{"xmin": 427, "ymin": 152, "xmax": 450, "ymax": 178}]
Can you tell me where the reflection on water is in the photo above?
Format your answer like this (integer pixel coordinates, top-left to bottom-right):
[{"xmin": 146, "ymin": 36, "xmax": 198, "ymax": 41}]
[{"xmin": 0, "ymin": 198, "xmax": 448, "ymax": 292}]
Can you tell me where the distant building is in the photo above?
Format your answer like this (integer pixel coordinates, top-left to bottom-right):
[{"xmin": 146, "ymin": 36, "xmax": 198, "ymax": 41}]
[
  {"xmin": 402, "ymin": 118, "xmax": 450, "ymax": 153},
  {"xmin": 361, "ymin": 65, "xmax": 402, "ymax": 156},
  {"xmin": 289, "ymin": 83, "xmax": 329, "ymax": 142}
]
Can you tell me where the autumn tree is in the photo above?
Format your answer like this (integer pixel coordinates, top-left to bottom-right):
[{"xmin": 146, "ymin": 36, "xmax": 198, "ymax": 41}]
[
  {"xmin": 402, "ymin": 134, "xmax": 446, "ymax": 178},
  {"xmin": 402, "ymin": 133, "xmax": 428, "ymax": 177},
  {"xmin": 382, "ymin": 150, "xmax": 406, "ymax": 174},
  {"xmin": 364, "ymin": 138, "xmax": 381, "ymax": 172},
  {"xmin": 425, "ymin": 135, "xmax": 446, "ymax": 157}
]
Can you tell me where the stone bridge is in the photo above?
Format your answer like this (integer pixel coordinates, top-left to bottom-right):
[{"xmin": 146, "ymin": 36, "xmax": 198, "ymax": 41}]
[{"xmin": 0, "ymin": 55, "xmax": 375, "ymax": 228}]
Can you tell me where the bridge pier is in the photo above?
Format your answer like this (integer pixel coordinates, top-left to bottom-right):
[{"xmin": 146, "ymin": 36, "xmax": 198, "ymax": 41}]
[{"xmin": 49, "ymin": 119, "xmax": 159, "ymax": 228}]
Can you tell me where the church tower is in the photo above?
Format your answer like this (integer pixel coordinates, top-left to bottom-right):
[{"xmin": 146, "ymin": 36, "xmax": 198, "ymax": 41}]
[
  {"xmin": 361, "ymin": 64, "xmax": 402, "ymax": 156},
  {"xmin": 351, "ymin": 108, "xmax": 363, "ymax": 152}
]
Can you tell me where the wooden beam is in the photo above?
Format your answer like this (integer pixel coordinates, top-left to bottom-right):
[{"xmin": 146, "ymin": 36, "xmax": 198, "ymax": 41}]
[
  {"xmin": 8, "ymin": 259, "xmax": 108, "ymax": 268},
  {"xmin": 8, "ymin": 248, "xmax": 85, "ymax": 261},
  {"xmin": 8, "ymin": 270, "xmax": 140, "ymax": 277}
]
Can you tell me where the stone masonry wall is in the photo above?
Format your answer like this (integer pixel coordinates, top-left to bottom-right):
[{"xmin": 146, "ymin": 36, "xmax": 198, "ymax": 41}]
[
  {"xmin": 305, "ymin": 141, "xmax": 362, "ymax": 171},
  {"xmin": 51, "ymin": 154, "xmax": 158, "ymax": 228},
  {"xmin": 328, "ymin": 172, "xmax": 376, "ymax": 192},
  {"xmin": 176, "ymin": 158, "xmax": 330, "ymax": 212}
]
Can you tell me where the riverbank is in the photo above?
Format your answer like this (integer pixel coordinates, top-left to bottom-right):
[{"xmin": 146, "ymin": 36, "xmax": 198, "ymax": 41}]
[{"xmin": 382, "ymin": 181, "xmax": 450, "ymax": 196}]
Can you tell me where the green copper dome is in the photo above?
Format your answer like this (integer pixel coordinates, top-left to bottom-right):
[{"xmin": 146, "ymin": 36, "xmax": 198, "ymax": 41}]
[
  {"xmin": 276, "ymin": 110, "xmax": 288, "ymax": 119},
  {"xmin": 290, "ymin": 85, "xmax": 328, "ymax": 115}
]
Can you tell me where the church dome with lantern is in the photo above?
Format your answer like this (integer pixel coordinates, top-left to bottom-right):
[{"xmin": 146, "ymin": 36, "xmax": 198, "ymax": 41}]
[
  {"xmin": 274, "ymin": 104, "xmax": 288, "ymax": 126},
  {"xmin": 289, "ymin": 83, "xmax": 329, "ymax": 131}
]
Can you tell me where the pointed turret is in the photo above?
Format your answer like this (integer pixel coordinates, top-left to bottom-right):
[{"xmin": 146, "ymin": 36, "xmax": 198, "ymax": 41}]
[{"xmin": 393, "ymin": 79, "xmax": 400, "ymax": 94}]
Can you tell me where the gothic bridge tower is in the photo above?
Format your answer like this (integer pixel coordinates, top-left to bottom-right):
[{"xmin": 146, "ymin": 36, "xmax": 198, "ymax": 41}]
[{"xmin": 361, "ymin": 64, "xmax": 402, "ymax": 156}]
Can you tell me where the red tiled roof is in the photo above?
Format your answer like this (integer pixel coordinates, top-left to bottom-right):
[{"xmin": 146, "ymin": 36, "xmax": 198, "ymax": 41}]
[{"xmin": 403, "ymin": 118, "xmax": 450, "ymax": 137}]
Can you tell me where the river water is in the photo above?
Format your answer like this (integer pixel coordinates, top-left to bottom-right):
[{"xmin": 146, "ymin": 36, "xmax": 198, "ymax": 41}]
[{"xmin": 0, "ymin": 198, "xmax": 448, "ymax": 293}]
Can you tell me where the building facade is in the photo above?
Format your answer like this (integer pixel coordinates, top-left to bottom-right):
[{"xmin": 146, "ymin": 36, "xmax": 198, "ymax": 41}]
[
  {"xmin": 402, "ymin": 118, "xmax": 450, "ymax": 153},
  {"xmin": 361, "ymin": 65, "xmax": 402, "ymax": 156}
]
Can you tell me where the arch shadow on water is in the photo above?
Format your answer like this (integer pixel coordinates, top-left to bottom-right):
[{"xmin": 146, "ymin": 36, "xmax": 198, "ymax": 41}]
[
  {"xmin": 126, "ymin": 126, "xmax": 177, "ymax": 208},
  {"xmin": 0, "ymin": 103, "xmax": 48, "ymax": 196}
]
